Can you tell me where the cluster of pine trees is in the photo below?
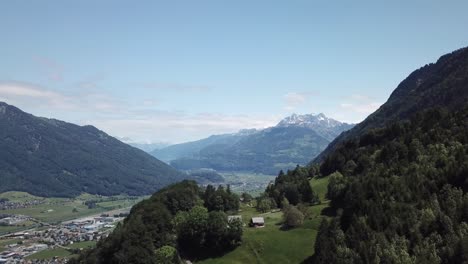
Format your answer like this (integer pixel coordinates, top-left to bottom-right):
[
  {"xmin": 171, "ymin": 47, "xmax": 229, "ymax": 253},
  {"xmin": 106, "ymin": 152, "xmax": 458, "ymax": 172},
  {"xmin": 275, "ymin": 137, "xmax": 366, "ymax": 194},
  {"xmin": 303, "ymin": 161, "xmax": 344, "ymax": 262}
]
[
  {"xmin": 265, "ymin": 166, "xmax": 319, "ymax": 206},
  {"xmin": 71, "ymin": 181, "xmax": 242, "ymax": 263},
  {"xmin": 312, "ymin": 107, "xmax": 468, "ymax": 263},
  {"xmin": 255, "ymin": 166, "xmax": 319, "ymax": 214}
]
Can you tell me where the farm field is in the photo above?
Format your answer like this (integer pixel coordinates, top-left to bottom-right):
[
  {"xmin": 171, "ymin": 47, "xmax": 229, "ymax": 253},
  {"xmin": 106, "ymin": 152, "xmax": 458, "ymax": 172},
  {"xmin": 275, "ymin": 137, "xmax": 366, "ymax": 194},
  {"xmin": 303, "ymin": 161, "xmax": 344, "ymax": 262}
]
[
  {"xmin": 26, "ymin": 241, "xmax": 97, "ymax": 260},
  {"xmin": 25, "ymin": 247, "xmax": 73, "ymax": 260},
  {"xmin": 0, "ymin": 191, "xmax": 144, "ymax": 235},
  {"xmin": 67, "ymin": 241, "xmax": 96, "ymax": 249},
  {"xmin": 0, "ymin": 238, "xmax": 21, "ymax": 252}
]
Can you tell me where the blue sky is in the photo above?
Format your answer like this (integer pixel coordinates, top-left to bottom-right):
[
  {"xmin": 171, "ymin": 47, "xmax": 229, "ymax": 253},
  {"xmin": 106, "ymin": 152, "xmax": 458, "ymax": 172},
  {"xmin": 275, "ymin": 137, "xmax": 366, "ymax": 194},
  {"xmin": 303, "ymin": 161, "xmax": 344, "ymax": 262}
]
[{"xmin": 1, "ymin": 1, "xmax": 467, "ymax": 143}]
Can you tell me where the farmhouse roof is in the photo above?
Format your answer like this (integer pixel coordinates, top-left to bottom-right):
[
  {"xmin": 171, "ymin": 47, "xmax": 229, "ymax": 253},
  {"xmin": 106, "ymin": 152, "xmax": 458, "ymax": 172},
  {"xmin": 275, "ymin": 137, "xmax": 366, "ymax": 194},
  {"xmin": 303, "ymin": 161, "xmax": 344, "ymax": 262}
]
[{"xmin": 251, "ymin": 217, "xmax": 264, "ymax": 224}]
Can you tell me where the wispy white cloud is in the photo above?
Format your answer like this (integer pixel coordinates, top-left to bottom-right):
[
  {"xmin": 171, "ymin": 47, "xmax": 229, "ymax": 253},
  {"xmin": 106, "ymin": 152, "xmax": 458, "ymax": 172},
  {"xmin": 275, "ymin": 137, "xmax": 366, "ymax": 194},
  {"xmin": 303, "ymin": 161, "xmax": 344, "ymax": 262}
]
[
  {"xmin": 337, "ymin": 93, "xmax": 383, "ymax": 123},
  {"xmin": 0, "ymin": 81, "xmax": 72, "ymax": 109},
  {"xmin": 340, "ymin": 102, "xmax": 381, "ymax": 114},
  {"xmin": 85, "ymin": 112, "xmax": 280, "ymax": 144},
  {"xmin": 0, "ymin": 80, "xmax": 281, "ymax": 143},
  {"xmin": 0, "ymin": 81, "xmax": 126, "ymax": 113}
]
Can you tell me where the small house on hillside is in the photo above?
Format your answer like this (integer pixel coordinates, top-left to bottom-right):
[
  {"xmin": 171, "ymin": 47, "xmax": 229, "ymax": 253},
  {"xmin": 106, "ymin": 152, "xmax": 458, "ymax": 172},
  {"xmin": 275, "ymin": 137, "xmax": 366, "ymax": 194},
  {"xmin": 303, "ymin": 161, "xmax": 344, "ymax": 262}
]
[{"xmin": 250, "ymin": 217, "xmax": 265, "ymax": 228}]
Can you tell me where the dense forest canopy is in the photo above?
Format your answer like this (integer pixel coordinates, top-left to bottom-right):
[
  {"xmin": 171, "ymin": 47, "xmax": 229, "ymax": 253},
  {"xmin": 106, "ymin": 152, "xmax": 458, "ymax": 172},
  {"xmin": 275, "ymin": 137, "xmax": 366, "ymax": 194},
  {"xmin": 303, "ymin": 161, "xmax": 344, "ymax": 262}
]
[
  {"xmin": 312, "ymin": 107, "xmax": 468, "ymax": 263},
  {"xmin": 265, "ymin": 166, "xmax": 319, "ymax": 207},
  {"xmin": 311, "ymin": 46, "xmax": 468, "ymax": 263}
]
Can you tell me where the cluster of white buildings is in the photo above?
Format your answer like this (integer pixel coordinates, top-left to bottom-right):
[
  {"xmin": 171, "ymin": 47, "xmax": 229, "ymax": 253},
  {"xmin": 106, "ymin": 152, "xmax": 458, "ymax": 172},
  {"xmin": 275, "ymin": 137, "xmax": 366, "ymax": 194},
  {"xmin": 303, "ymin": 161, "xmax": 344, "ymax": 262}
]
[
  {"xmin": 0, "ymin": 215, "xmax": 121, "ymax": 263},
  {"xmin": 0, "ymin": 215, "xmax": 31, "ymax": 226},
  {"xmin": 0, "ymin": 243, "xmax": 47, "ymax": 263}
]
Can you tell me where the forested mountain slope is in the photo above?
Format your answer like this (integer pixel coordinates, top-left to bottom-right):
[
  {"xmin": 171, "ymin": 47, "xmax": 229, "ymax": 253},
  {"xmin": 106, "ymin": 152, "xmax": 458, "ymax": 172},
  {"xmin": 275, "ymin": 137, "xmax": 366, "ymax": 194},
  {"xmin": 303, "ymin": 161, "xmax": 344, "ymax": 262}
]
[
  {"xmin": 311, "ymin": 46, "xmax": 468, "ymax": 263},
  {"xmin": 0, "ymin": 102, "xmax": 186, "ymax": 197}
]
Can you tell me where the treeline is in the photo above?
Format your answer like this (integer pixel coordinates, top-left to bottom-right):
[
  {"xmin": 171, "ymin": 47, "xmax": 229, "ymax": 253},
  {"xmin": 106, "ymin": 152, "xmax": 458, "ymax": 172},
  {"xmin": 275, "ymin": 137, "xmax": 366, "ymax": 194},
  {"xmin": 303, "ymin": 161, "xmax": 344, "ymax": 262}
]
[
  {"xmin": 70, "ymin": 181, "xmax": 242, "ymax": 263},
  {"xmin": 312, "ymin": 107, "xmax": 468, "ymax": 263}
]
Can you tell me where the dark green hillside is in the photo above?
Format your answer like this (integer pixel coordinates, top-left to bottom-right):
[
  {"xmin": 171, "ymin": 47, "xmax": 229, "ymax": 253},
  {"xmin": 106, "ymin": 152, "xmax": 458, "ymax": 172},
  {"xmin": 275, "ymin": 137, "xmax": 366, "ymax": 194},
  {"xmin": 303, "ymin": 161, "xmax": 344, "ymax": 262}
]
[
  {"xmin": 315, "ymin": 46, "xmax": 468, "ymax": 162},
  {"xmin": 0, "ymin": 102, "xmax": 186, "ymax": 197},
  {"xmin": 312, "ymin": 107, "xmax": 468, "ymax": 263}
]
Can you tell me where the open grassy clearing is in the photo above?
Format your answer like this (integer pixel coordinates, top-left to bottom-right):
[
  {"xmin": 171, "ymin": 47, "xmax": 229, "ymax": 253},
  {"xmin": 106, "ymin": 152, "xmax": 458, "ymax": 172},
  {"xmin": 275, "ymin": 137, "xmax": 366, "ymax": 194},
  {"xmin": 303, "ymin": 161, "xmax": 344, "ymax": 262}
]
[
  {"xmin": 198, "ymin": 176, "xmax": 330, "ymax": 264},
  {"xmin": 310, "ymin": 176, "xmax": 330, "ymax": 202},
  {"xmin": 198, "ymin": 203, "xmax": 328, "ymax": 264}
]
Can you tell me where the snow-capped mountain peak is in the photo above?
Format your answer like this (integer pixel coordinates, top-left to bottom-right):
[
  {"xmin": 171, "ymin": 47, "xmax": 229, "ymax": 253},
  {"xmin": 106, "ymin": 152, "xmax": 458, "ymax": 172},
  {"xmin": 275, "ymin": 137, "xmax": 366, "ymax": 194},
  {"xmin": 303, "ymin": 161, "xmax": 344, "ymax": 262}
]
[
  {"xmin": 277, "ymin": 113, "xmax": 340, "ymax": 128},
  {"xmin": 276, "ymin": 113, "xmax": 354, "ymax": 141}
]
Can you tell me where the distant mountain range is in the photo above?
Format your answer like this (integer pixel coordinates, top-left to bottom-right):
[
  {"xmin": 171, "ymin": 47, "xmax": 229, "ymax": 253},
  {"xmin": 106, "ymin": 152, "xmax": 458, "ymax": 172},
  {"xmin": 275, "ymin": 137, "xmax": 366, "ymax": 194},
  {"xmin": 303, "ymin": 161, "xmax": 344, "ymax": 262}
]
[
  {"xmin": 0, "ymin": 102, "xmax": 186, "ymax": 197},
  {"xmin": 152, "ymin": 113, "xmax": 353, "ymax": 174}
]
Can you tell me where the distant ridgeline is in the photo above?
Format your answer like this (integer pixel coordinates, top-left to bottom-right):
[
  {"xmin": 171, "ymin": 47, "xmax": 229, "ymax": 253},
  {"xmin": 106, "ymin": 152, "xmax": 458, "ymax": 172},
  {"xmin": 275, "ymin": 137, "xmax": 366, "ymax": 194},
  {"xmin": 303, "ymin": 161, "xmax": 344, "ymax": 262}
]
[
  {"xmin": 152, "ymin": 113, "xmax": 353, "ymax": 174},
  {"xmin": 0, "ymin": 102, "xmax": 186, "ymax": 197},
  {"xmin": 308, "ymin": 47, "xmax": 468, "ymax": 263}
]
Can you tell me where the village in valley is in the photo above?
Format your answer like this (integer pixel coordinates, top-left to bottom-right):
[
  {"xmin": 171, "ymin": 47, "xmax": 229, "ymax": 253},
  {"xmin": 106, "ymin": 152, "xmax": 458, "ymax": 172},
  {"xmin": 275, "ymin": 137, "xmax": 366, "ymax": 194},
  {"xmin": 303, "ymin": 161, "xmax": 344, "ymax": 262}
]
[
  {"xmin": 0, "ymin": 192, "xmax": 138, "ymax": 263},
  {"xmin": 0, "ymin": 211, "xmax": 129, "ymax": 264}
]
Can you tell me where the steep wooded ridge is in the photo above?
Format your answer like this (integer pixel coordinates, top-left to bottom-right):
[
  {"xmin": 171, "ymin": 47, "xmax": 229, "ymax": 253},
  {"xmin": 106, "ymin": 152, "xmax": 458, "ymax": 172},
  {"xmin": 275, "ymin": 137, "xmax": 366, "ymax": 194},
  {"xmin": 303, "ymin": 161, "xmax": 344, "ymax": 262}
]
[
  {"xmin": 0, "ymin": 102, "xmax": 186, "ymax": 197},
  {"xmin": 314, "ymin": 47, "xmax": 468, "ymax": 163},
  {"xmin": 312, "ymin": 47, "xmax": 468, "ymax": 263},
  {"xmin": 153, "ymin": 113, "xmax": 353, "ymax": 174}
]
